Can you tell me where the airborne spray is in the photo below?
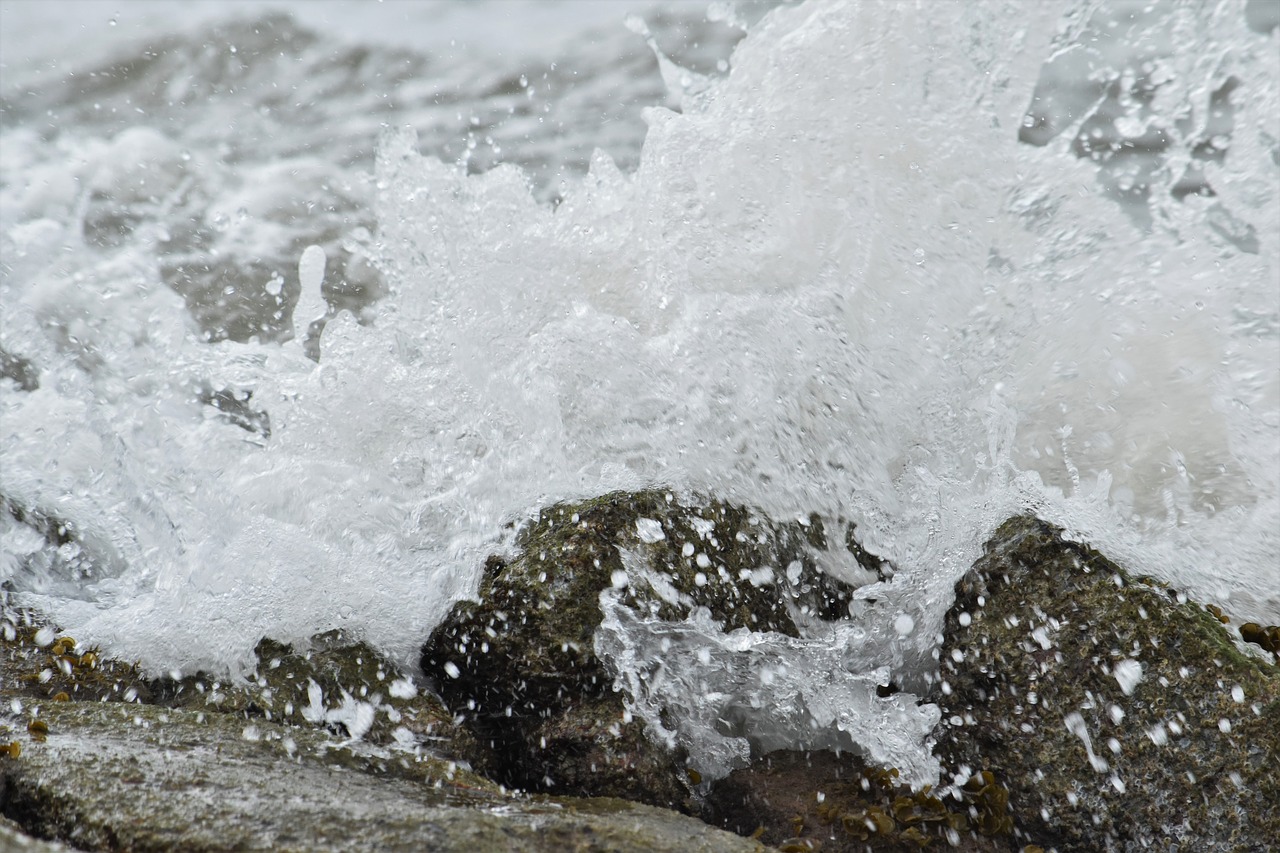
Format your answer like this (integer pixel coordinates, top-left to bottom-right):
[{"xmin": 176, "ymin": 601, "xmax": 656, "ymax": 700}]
[{"xmin": 1, "ymin": 0, "xmax": 1276, "ymax": 783}]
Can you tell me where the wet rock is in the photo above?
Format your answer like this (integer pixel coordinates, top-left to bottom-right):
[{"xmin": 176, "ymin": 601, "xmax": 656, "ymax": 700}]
[
  {"xmin": 1, "ymin": 816, "xmax": 73, "ymax": 852},
  {"xmin": 702, "ymin": 750, "xmax": 1015, "ymax": 852},
  {"xmin": 1, "ymin": 615, "xmax": 156, "ymax": 706},
  {"xmin": 162, "ymin": 239, "xmax": 380, "ymax": 349},
  {"xmin": 515, "ymin": 695, "xmax": 691, "ymax": 803},
  {"xmin": 155, "ymin": 632, "xmax": 481, "ymax": 758},
  {"xmin": 0, "ymin": 699, "xmax": 766, "ymax": 853},
  {"xmin": 195, "ymin": 384, "xmax": 272, "ymax": 437},
  {"xmin": 0, "ymin": 347, "xmax": 39, "ymax": 392},
  {"xmin": 420, "ymin": 490, "xmax": 881, "ymax": 808},
  {"xmin": 1, "ymin": 613, "xmax": 483, "ymax": 773},
  {"xmin": 1238, "ymin": 621, "xmax": 1280, "ymax": 659},
  {"xmin": 932, "ymin": 516, "xmax": 1280, "ymax": 852}
]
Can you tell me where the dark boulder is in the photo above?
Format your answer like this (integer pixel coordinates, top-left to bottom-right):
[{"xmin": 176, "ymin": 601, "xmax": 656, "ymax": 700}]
[
  {"xmin": 931, "ymin": 516, "xmax": 1279, "ymax": 852},
  {"xmin": 703, "ymin": 749, "xmax": 1016, "ymax": 852},
  {"xmin": 0, "ymin": 347, "xmax": 39, "ymax": 391},
  {"xmin": 420, "ymin": 490, "xmax": 881, "ymax": 808}
]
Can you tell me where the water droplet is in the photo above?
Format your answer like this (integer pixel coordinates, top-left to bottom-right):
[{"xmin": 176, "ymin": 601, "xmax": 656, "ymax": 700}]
[{"xmin": 1113, "ymin": 658, "xmax": 1144, "ymax": 695}]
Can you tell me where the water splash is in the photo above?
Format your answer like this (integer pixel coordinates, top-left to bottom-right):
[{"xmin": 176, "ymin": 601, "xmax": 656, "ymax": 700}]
[
  {"xmin": 1, "ymin": 0, "xmax": 1276, "ymax": 780},
  {"xmin": 596, "ymin": 589, "xmax": 942, "ymax": 787}
]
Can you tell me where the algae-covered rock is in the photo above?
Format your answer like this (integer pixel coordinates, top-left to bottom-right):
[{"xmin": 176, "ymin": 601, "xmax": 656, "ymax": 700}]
[
  {"xmin": 931, "ymin": 516, "xmax": 1280, "ymax": 852},
  {"xmin": 1, "ymin": 612, "xmax": 483, "ymax": 771},
  {"xmin": 0, "ymin": 699, "xmax": 766, "ymax": 853},
  {"xmin": 420, "ymin": 490, "xmax": 880, "ymax": 807},
  {"xmin": 154, "ymin": 631, "xmax": 482, "ymax": 760},
  {"xmin": 2, "ymin": 605, "xmax": 765, "ymax": 851},
  {"xmin": 703, "ymin": 750, "xmax": 1017, "ymax": 852},
  {"xmin": 1, "ymin": 817, "xmax": 73, "ymax": 852},
  {"xmin": 515, "ymin": 696, "xmax": 692, "ymax": 803},
  {"xmin": 0, "ymin": 615, "xmax": 155, "ymax": 706}
]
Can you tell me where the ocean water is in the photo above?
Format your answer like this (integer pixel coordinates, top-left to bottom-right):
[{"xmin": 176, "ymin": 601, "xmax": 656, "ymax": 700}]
[{"xmin": 2, "ymin": 0, "xmax": 1277, "ymax": 787}]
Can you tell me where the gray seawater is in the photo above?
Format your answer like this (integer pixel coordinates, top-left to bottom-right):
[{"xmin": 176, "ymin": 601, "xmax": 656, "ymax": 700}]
[
  {"xmin": 2, "ymin": 0, "xmax": 760, "ymax": 338},
  {"xmin": 2, "ymin": 0, "xmax": 1277, "ymax": 786}
]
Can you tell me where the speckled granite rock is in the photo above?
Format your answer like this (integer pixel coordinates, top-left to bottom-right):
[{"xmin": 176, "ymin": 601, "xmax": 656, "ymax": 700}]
[
  {"xmin": 0, "ymin": 700, "xmax": 766, "ymax": 853},
  {"xmin": 1, "ymin": 816, "xmax": 73, "ymax": 852},
  {"xmin": 931, "ymin": 516, "xmax": 1280, "ymax": 852}
]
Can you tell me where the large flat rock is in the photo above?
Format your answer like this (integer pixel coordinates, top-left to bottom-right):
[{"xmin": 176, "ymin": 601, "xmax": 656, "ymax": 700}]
[{"xmin": 0, "ymin": 700, "xmax": 764, "ymax": 853}]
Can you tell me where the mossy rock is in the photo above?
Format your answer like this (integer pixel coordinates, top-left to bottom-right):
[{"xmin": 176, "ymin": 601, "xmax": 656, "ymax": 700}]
[
  {"xmin": 152, "ymin": 631, "xmax": 481, "ymax": 759},
  {"xmin": 703, "ymin": 750, "xmax": 1018, "ymax": 852},
  {"xmin": 420, "ymin": 490, "xmax": 881, "ymax": 807},
  {"xmin": 0, "ymin": 615, "xmax": 155, "ymax": 706},
  {"xmin": 931, "ymin": 516, "xmax": 1280, "ymax": 852},
  {"xmin": 515, "ymin": 696, "xmax": 694, "ymax": 805},
  {"xmin": 1, "ymin": 611, "xmax": 483, "ymax": 771}
]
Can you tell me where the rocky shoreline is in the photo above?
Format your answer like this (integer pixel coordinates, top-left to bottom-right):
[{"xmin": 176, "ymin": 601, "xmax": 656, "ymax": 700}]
[{"xmin": 3, "ymin": 493, "xmax": 1276, "ymax": 851}]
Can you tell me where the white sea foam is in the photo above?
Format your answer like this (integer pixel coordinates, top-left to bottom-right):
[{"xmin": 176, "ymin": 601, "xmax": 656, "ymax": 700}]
[
  {"xmin": 1, "ymin": 0, "xmax": 1277, "ymax": 784},
  {"xmin": 596, "ymin": 590, "xmax": 943, "ymax": 787}
]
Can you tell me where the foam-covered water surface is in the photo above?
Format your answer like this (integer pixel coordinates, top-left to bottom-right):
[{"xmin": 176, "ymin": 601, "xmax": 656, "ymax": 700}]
[{"xmin": 2, "ymin": 0, "xmax": 1277, "ymax": 786}]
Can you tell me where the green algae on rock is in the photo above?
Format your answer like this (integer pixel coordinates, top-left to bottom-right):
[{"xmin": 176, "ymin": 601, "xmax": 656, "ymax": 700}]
[
  {"xmin": 420, "ymin": 490, "xmax": 882, "ymax": 808},
  {"xmin": 1, "ymin": 607, "xmax": 482, "ymax": 760},
  {"xmin": 1, "ymin": 607, "xmax": 490, "ymax": 787},
  {"xmin": 931, "ymin": 516, "xmax": 1280, "ymax": 852},
  {"xmin": 154, "ymin": 631, "xmax": 482, "ymax": 758},
  {"xmin": 0, "ymin": 614, "xmax": 156, "ymax": 706},
  {"xmin": 0, "ymin": 699, "xmax": 766, "ymax": 853}
]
